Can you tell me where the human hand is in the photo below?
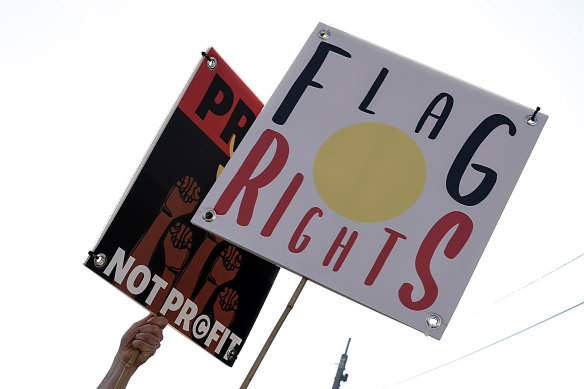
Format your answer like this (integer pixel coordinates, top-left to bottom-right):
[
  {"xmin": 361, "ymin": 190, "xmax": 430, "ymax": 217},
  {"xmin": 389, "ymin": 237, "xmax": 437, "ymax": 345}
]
[{"xmin": 118, "ymin": 314, "xmax": 168, "ymax": 369}]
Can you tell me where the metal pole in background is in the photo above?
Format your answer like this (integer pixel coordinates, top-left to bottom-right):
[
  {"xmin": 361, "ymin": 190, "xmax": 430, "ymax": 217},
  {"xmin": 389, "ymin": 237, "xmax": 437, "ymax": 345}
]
[{"xmin": 331, "ymin": 338, "xmax": 351, "ymax": 389}]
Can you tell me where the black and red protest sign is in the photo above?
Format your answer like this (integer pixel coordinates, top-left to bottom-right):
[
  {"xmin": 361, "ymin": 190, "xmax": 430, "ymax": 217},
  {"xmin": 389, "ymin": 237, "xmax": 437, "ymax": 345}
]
[{"xmin": 85, "ymin": 48, "xmax": 279, "ymax": 366}]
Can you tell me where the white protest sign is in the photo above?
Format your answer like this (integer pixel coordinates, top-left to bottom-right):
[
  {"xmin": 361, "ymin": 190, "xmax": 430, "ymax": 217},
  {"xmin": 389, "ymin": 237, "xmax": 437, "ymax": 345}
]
[{"xmin": 192, "ymin": 23, "xmax": 547, "ymax": 338}]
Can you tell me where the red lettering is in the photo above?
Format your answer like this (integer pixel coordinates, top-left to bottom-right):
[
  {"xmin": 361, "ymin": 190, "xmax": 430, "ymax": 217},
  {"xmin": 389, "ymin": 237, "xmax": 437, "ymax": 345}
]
[
  {"xmin": 214, "ymin": 129, "xmax": 289, "ymax": 226},
  {"xmin": 261, "ymin": 173, "xmax": 304, "ymax": 237},
  {"xmin": 399, "ymin": 211, "xmax": 473, "ymax": 311},
  {"xmin": 323, "ymin": 227, "xmax": 358, "ymax": 272},
  {"xmin": 364, "ymin": 228, "xmax": 407, "ymax": 286},
  {"xmin": 288, "ymin": 207, "xmax": 323, "ymax": 253}
]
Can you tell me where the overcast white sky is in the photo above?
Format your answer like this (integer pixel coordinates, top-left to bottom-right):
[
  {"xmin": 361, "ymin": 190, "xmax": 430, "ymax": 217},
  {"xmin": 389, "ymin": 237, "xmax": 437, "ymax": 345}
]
[{"xmin": 1, "ymin": 1, "xmax": 583, "ymax": 388}]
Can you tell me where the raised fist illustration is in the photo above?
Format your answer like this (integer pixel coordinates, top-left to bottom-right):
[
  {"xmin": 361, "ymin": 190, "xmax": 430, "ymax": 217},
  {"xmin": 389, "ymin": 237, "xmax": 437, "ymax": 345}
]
[
  {"xmin": 163, "ymin": 222, "xmax": 193, "ymax": 270},
  {"xmin": 209, "ymin": 245, "xmax": 242, "ymax": 286},
  {"xmin": 146, "ymin": 222, "xmax": 194, "ymax": 313},
  {"xmin": 172, "ymin": 233, "xmax": 223, "ymax": 304},
  {"xmin": 163, "ymin": 176, "xmax": 201, "ymax": 218},
  {"xmin": 192, "ymin": 245, "xmax": 241, "ymax": 320},
  {"xmin": 206, "ymin": 286, "xmax": 239, "ymax": 352},
  {"xmin": 216, "ymin": 286, "xmax": 239, "ymax": 313}
]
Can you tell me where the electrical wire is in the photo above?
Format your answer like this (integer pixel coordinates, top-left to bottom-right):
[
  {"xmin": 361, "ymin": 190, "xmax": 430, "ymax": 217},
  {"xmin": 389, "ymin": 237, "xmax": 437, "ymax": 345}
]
[
  {"xmin": 369, "ymin": 251, "xmax": 584, "ymax": 360},
  {"xmin": 383, "ymin": 299, "xmax": 584, "ymax": 388},
  {"xmin": 457, "ymin": 251, "xmax": 583, "ymax": 324},
  {"xmin": 494, "ymin": 252, "xmax": 584, "ymax": 303}
]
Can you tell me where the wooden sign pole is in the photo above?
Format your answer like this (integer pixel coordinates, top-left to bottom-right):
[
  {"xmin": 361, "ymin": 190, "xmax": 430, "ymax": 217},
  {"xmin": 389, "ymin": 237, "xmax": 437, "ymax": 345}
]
[
  {"xmin": 114, "ymin": 349, "xmax": 139, "ymax": 389},
  {"xmin": 240, "ymin": 277, "xmax": 308, "ymax": 389}
]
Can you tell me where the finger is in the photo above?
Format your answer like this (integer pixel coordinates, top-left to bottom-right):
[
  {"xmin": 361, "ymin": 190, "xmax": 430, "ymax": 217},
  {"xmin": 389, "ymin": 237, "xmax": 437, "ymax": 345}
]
[
  {"xmin": 177, "ymin": 224, "xmax": 192, "ymax": 247},
  {"xmin": 228, "ymin": 291, "xmax": 239, "ymax": 309},
  {"xmin": 131, "ymin": 313, "xmax": 155, "ymax": 330},
  {"xmin": 220, "ymin": 287, "xmax": 238, "ymax": 310},
  {"xmin": 135, "ymin": 332, "xmax": 161, "ymax": 345},
  {"xmin": 170, "ymin": 222, "xmax": 181, "ymax": 236},
  {"xmin": 147, "ymin": 316, "xmax": 169, "ymax": 328},
  {"xmin": 226, "ymin": 290, "xmax": 237, "ymax": 305},
  {"xmin": 179, "ymin": 176, "xmax": 199, "ymax": 202},
  {"xmin": 138, "ymin": 324, "xmax": 164, "ymax": 340},
  {"xmin": 122, "ymin": 313, "xmax": 155, "ymax": 343},
  {"xmin": 132, "ymin": 339, "xmax": 160, "ymax": 354}
]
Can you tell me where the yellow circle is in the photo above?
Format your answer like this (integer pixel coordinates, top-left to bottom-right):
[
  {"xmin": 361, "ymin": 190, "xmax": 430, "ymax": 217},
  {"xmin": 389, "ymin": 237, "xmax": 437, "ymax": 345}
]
[{"xmin": 313, "ymin": 122, "xmax": 426, "ymax": 223}]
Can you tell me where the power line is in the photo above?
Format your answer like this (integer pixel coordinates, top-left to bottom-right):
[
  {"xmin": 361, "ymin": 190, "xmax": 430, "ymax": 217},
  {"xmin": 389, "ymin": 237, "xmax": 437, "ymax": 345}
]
[
  {"xmin": 371, "ymin": 251, "xmax": 584, "ymax": 362},
  {"xmin": 494, "ymin": 252, "xmax": 584, "ymax": 303},
  {"xmin": 460, "ymin": 251, "xmax": 584, "ymax": 321},
  {"xmin": 383, "ymin": 299, "xmax": 584, "ymax": 388}
]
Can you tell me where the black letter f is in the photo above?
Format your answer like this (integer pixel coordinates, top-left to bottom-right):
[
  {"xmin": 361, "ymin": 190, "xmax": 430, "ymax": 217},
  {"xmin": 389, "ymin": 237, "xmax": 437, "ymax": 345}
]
[{"xmin": 272, "ymin": 42, "xmax": 351, "ymax": 125}]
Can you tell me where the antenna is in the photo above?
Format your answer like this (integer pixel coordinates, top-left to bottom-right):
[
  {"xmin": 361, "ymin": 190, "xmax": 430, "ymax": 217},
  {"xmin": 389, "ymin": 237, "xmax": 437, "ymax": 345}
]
[{"xmin": 331, "ymin": 338, "xmax": 351, "ymax": 389}]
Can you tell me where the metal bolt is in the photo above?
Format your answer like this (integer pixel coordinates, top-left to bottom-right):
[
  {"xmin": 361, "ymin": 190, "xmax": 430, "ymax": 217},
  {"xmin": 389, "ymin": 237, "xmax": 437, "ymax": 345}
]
[
  {"xmin": 524, "ymin": 114, "xmax": 538, "ymax": 126},
  {"xmin": 93, "ymin": 253, "xmax": 108, "ymax": 268},
  {"xmin": 202, "ymin": 209, "xmax": 217, "ymax": 222},
  {"xmin": 227, "ymin": 347, "xmax": 237, "ymax": 361},
  {"xmin": 318, "ymin": 29, "xmax": 330, "ymax": 39},
  {"xmin": 426, "ymin": 314, "xmax": 442, "ymax": 329},
  {"xmin": 207, "ymin": 57, "xmax": 217, "ymax": 70}
]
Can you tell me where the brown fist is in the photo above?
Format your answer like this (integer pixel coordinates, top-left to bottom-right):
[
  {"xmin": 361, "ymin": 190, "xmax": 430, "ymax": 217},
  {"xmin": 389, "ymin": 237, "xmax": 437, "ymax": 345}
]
[
  {"xmin": 162, "ymin": 222, "xmax": 193, "ymax": 269},
  {"xmin": 163, "ymin": 176, "xmax": 201, "ymax": 218},
  {"xmin": 209, "ymin": 245, "xmax": 242, "ymax": 285},
  {"xmin": 206, "ymin": 287, "xmax": 239, "ymax": 352},
  {"xmin": 216, "ymin": 286, "xmax": 239, "ymax": 312}
]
